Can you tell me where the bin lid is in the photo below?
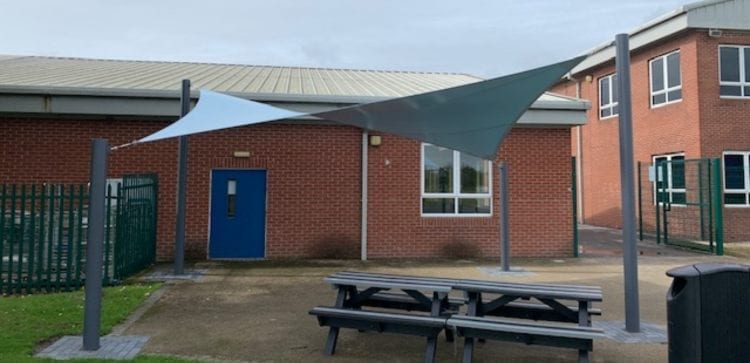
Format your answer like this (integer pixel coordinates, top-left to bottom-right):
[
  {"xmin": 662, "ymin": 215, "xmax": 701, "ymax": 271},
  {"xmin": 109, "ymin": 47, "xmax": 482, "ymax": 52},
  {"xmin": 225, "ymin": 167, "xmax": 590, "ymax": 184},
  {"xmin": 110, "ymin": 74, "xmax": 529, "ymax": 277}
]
[
  {"xmin": 666, "ymin": 265, "xmax": 701, "ymax": 278},
  {"xmin": 667, "ymin": 263, "xmax": 750, "ymax": 278},
  {"xmin": 693, "ymin": 263, "xmax": 750, "ymax": 275}
]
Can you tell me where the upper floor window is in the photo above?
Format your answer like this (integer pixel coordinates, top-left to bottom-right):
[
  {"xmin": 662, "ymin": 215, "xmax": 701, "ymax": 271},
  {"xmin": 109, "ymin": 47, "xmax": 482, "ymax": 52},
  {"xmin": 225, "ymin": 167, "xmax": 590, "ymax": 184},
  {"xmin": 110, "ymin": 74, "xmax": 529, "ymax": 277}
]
[
  {"xmin": 719, "ymin": 45, "xmax": 750, "ymax": 98},
  {"xmin": 650, "ymin": 51, "xmax": 682, "ymax": 107},
  {"xmin": 422, "ymin": 143, "xmax": 492, "ymax": 216},
  {"xmin": 599, "ymin": 74, "xmax": 618, "ymax": 119},
  {"xmin": 653, "ymin": 153, "xmax": 685, "ymax": 205},
  {"xmin": 723, "ymin": 151, "xmax": 750, "ymax": 207}
]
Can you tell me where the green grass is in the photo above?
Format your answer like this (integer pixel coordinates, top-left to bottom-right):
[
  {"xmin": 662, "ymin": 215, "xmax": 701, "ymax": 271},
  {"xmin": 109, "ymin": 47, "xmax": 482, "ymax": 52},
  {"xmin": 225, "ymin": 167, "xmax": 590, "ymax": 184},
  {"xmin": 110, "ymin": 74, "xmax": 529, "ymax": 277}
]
[{"xmin": 0, "ymin": 284, "xmax": 198, "ymax": 363}]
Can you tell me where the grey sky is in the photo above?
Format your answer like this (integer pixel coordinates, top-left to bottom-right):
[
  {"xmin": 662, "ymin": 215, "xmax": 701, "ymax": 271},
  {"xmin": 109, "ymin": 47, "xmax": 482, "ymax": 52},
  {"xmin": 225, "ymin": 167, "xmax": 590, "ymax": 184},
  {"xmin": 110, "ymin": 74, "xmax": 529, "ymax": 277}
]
[{"xmin": 0, "ymin": 0, "xmax": 694, "ymax": 77}]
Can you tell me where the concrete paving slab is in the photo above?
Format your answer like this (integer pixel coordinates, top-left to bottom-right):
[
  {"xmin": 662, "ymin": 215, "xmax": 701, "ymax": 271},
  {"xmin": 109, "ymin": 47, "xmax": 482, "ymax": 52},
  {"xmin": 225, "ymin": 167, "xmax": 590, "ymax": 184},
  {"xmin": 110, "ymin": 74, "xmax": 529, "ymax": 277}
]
[
  {"xmin": 595, "ymin": 320, "xmax": 668, "ymax": 343},
  {"xmin": 35, "ymin": 335, "xmax": 149, "ymax": 360}
]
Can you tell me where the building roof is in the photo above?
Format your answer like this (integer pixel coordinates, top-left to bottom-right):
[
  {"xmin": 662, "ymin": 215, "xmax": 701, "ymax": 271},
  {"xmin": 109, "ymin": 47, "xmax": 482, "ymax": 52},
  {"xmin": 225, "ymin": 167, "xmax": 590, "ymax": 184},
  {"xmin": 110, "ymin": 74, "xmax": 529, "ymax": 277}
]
[
  {"xmin": 0, "ymin": 55, "xmax": 480, "ymax": 101},
  {"xmin": 0, "ymin": 54, "xmax": 589, "ymax": 126},
  {"xmin": 570, "ymin": 0, "xmax": 750, "ymax": 75}
]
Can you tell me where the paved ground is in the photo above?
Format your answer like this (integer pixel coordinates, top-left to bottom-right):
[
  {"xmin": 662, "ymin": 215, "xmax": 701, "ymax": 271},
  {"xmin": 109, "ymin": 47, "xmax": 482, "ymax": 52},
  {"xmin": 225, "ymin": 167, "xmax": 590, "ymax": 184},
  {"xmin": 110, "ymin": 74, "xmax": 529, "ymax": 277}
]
[
  {"xmin": 121, "ymin": 244, "xmax": 747, "ymax": 363},
  {"xmin": 577, "ymin": 224, "xmax": 700, "ymax": 258},
  {"xmin": 36, "ymin": 335, "xmax": 149, "ymax": 360}
]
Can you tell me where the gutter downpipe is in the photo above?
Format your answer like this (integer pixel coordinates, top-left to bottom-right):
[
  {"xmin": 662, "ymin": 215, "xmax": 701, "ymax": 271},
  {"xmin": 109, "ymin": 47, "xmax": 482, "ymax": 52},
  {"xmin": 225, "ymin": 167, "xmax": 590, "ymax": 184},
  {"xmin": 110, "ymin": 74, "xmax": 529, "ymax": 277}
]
[
  {"xmin": 566, "ymin": 73, "xmax": 585, "ymax": 222},
  {"xmin": 361, "ymin": 130, "xmax": 368, "ymax": 261}
]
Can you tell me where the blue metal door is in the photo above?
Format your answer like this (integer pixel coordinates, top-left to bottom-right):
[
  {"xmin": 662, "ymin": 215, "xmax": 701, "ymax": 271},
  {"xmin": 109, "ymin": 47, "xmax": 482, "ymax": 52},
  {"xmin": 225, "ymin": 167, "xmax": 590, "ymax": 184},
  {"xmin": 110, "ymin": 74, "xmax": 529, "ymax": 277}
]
[{"xmin": 209, "ymin": 169, "xmax": 267, "ymax": 259}]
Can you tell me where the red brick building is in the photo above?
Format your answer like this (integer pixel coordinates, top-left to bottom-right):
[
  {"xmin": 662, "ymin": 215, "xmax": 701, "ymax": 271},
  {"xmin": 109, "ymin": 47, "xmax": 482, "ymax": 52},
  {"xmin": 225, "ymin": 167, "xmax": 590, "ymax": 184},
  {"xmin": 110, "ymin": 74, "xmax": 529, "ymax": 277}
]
[
  {"xmin": 0, "ymin": 55, "xmax": 588, "ymax": 260},
  {"xmin": 552, "ymin": 0, "xmax": 750, "ymax": 242}
]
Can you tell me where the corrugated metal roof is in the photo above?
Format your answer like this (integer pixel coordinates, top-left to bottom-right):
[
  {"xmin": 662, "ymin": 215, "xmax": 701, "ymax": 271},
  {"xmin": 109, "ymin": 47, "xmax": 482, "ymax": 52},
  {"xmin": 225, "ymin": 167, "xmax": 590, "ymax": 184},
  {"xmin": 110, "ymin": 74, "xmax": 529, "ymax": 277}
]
[{"xmin": 0, "ymin": 55, "xmax": 481, "ymax": 98}]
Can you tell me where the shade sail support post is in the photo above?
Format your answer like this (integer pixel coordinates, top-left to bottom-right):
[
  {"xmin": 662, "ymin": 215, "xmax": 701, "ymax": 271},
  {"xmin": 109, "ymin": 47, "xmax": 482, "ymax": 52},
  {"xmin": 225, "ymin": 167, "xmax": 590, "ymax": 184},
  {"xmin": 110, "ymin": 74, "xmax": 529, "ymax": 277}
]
[
  {"xmin": 174, "ymin": 79, "xmax": 190, "ymax": 275},
  {"xmin": 616, "ymin": 34, "xmax": 641, "ymax": 333},
  {"xmin": 83, "ymin": 138, "xmax": 108, "ymax": 351}
]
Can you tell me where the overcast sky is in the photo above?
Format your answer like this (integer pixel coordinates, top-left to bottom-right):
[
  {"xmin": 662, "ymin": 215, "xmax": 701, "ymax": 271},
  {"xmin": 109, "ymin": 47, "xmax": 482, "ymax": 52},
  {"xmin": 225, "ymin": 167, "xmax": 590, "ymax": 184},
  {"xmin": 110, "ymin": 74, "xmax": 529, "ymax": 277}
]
[{"xmin": 0, "ymin": 0, "xmax": 695, "ymax": 77}]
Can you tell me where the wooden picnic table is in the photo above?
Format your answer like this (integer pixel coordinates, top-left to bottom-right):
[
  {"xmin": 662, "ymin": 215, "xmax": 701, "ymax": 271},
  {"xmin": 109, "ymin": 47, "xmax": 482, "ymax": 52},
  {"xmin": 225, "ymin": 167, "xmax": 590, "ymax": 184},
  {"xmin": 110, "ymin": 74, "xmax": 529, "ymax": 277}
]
[
  {"xmin": 311, "ymin": 271, "xmax": 604, "ymax": 363},
  {"xmin": 319, "ymin": 271, "xmax": 456, "ymax": 363},
  {"xmin": 451, "ymin": 278, "xmax": 603, "ymax": 363}
]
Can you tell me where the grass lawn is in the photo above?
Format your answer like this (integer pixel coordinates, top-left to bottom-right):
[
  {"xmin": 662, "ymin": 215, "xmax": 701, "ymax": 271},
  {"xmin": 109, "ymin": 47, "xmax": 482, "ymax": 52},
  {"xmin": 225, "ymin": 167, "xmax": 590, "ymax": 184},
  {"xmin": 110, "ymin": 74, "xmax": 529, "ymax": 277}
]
[{"xmin": 0, "ymin": 283, "xmax": 197, "ymax": 363}]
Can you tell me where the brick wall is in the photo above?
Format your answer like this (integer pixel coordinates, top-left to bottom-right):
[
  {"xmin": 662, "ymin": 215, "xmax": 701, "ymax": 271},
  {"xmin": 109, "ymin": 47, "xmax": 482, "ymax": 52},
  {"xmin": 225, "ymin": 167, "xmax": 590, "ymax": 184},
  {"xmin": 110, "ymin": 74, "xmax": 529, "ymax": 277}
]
[
  {"xmin": 695, "ymin": 31, "xmax": 750, "ymax": 241},
  {"xmin": 2, "ymin": 117, "xmax": 575, "ymax": 259},
  {"xmin": 553, "ymin": 29, "xmax": 750, "ymax": 242},
  {"xmin": 367, "ymin": 128, "xmax": 573, "ymax": 258}
]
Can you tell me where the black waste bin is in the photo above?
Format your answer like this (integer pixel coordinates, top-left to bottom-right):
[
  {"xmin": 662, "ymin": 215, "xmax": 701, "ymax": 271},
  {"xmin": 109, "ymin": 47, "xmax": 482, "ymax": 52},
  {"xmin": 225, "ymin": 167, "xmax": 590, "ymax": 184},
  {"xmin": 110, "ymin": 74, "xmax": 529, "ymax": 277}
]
[{"xmin": 666, "ymin": 263, "xmax": 750, "ymax": 363}]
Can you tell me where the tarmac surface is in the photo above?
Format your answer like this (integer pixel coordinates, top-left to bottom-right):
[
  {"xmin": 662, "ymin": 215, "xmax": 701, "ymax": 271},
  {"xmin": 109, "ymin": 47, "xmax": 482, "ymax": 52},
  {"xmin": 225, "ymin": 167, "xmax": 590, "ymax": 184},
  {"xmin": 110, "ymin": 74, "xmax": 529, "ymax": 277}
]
[{"xmin": 119, "ymin": 227, "xmax": 746, "ymax": 363}]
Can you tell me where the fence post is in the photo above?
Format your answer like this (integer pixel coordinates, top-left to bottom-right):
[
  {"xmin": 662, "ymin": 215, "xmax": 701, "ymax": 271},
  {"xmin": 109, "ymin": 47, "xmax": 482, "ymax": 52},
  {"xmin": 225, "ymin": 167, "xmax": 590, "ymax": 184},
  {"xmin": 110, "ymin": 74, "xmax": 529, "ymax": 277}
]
[
  {"xmin": 0, "ymin": 185, "xmax": 5, "ymax": 293},
  {"xmin": 656, "ymin": 162, "xmax": 661, "ymax": 244},
  {"xmin": 712, "ymin": 158, "xmax": 724, "ymax": 256},
  {"xmin": 638, "ymin": 162, "xmax": 643, "ymax": 241},
  {"xmin": 83, "ymin": 138, "xmax": 108, "ymax": 351}
]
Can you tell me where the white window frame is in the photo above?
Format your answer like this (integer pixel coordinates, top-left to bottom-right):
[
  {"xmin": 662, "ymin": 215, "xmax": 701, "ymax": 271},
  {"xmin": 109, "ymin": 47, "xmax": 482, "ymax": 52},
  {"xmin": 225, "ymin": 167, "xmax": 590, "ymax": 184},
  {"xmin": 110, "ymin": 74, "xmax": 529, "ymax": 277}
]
[
  {"xmin": 719, "ymin": 45, "xmax": 750, "ymax": 99},
  {"xmin": 649, "ymin": 50, "xmax": 682, "ymax": 108},
  {"xmin": 420, "ymin": 143, "xmax": 493, "ymax": 217},
  {"xmin": 598, "ymin": 73, "xmax": 618, "ymax": 119},
  {"xmin": 105, "ymin": 178, "xmax": 122, "ymax": 206},
  {"xmin": 652, "ymin": 153, "xmax": 686, "ymax": 206},
  {"xmin": 723, "ymin": 151, "xmax": 750, "ymax": 207}
]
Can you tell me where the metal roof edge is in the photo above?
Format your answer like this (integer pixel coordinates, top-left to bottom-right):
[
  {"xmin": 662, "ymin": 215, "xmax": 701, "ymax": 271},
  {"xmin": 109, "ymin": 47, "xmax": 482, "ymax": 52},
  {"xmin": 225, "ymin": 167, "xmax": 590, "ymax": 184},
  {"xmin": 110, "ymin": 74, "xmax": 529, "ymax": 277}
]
[
  {"xmin": 0, "ymin": 85, "xmax": 590, "ymax": 111},
  {"xmin": 568, "ymin": 0, "xmax": 741, "ymax": 75},
  {"xmin": 0, "ymin": 84, "xmax": 387, "ymax": 104}
]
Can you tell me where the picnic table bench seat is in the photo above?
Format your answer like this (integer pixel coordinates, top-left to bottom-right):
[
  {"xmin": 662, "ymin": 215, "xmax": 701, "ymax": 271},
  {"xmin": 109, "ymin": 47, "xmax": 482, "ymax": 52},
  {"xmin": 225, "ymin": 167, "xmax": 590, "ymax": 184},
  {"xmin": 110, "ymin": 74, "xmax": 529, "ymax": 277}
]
[
  {"xmin": 310, "ymin": 306, "xmax": 446, "ymax": 363},
  {"xmin": 448, "ymin": 315, "xmax": 605, "ymax": 363}
]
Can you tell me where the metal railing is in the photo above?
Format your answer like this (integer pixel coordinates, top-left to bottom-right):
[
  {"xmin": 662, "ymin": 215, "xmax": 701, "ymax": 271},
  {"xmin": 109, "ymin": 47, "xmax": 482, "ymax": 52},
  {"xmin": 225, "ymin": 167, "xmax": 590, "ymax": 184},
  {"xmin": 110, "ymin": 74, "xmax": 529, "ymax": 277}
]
[{"xmin": 0, "ymin": 174, "xmax": 158, "ymax": 294}]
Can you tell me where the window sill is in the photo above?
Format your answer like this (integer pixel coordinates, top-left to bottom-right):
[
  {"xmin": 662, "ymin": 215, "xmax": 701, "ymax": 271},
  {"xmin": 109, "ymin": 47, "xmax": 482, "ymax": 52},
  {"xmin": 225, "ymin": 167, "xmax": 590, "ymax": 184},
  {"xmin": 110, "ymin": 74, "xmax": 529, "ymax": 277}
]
[
  {"xmin": 719, "ymin": 96, "xmax": 750, "ymax": 100},
  {"xmin": 650, "ymin": 98, "xmax": 683, "ymax": 109},
  {"xmin": 421, "ymin": 213, "xmax": 493, "ymax": 218}
]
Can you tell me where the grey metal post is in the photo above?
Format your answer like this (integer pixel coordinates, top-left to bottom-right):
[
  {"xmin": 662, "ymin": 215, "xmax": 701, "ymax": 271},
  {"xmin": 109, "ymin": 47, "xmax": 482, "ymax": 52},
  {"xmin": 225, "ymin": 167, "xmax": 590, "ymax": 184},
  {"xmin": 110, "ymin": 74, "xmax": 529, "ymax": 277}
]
[
  {"xmin": 499, "ymin": 162, "xmax": 510, "ymax": 271},
  {"xmin": 360, "ymin": 130, "xmax": 368, "ymax": 261},
  {"xmin": 174, "ymin": 79, "xmax": 190, "ymax": 275},
  {"xmin": 83, "ymin": 138, "xmax": 108, "ymax": 351},
  {"xmin": 615, "ymin": 33, "xmax": 641, "ymax": 333}
]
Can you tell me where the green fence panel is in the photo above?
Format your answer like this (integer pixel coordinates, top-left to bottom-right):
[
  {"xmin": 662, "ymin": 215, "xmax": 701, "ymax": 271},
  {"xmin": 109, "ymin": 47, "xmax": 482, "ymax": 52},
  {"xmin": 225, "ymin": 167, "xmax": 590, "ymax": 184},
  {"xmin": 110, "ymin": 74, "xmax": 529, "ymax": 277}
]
[
  {"xmin": 0, "ymin": 175, "xmax": 157, "ymax": 295},
  {"xmin": 637, "ymin": 158, "xmax": 723, "ymax": 254}
]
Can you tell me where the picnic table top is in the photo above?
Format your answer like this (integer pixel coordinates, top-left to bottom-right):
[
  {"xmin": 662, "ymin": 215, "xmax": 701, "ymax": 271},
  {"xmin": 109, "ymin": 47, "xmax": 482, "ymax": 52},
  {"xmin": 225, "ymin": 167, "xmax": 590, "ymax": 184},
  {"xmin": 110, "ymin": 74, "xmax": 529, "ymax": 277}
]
[{"xmin": 326, "ymin": 271, "xmax": 602, "ymax": 302}]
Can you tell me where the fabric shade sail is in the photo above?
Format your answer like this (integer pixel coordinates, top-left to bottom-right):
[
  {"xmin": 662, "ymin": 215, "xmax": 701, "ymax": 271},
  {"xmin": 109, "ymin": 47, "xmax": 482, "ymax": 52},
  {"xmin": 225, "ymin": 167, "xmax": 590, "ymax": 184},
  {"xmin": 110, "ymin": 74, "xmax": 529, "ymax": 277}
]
[
  {"xmin": 135, "ymin": 56, "xmax": 584, "ymax": 159},
  {"xmin": 314, "ymin": 56, "xmax": 584, "ymax": 159},
  {"xmin": 137, "ymin": 89, "xmax": 304, "ymax": 144}
]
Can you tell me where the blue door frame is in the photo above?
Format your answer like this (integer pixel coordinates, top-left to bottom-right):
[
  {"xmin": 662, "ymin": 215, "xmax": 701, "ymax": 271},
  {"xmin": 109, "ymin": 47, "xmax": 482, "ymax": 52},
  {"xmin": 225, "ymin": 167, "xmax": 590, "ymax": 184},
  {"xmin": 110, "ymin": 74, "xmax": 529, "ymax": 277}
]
[{"xmin": 209, "ymin": 169, "xmax": 267, "ymax": 259}]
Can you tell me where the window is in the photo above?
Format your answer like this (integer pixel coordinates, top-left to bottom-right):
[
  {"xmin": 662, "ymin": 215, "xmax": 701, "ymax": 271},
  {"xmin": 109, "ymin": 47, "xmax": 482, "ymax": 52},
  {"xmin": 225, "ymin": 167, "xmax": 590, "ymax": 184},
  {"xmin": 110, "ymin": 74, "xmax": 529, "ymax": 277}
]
[
  {"xmin": 105, "ymin": 178, "xmax": 122, "ymax": 206},
  {"xmin": 719, "ymin": 45, "xmax": 750, "ymax": 98},
  {"xmin": 599, "ymin": 74, "xmax": 618, "ymax": 119},
  {"xmin": 653, "ymin": 153, "xmax": 685, "ymax": 205},
  {"xmin": 422, "ymin": 144, "xmax": 491, "ymax": 215},
  {"xmin": 650, "ymin": 51, "xmax": 682, "ymax": 107},
  {"xmin": 723, "ymin": 152, "xmax": 750, "ymax": 206}
]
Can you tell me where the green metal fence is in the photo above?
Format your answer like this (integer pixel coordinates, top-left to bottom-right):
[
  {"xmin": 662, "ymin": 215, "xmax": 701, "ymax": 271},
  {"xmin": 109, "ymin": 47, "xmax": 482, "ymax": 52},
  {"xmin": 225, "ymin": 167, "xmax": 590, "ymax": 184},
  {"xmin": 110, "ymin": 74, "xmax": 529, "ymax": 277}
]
[
  {"xmin": 0, "ymin": 174, "xmax": 158, "ymax": 294},
  {"xmin": 637, "ymin": 158, "xmax": 723, "ymax": 254}
]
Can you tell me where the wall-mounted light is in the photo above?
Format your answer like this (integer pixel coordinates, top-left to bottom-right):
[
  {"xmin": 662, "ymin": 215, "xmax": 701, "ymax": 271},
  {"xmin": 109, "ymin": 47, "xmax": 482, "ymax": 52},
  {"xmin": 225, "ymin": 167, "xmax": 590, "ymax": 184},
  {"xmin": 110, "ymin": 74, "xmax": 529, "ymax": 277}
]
[
  {"xmin": 585, "ymin": 75, "xmax": 593, "ymax": 83},
  {"xmin": 369, "ymin": 135, "xmax": 382, "ymax": 146},
  {"xmin": 233, "ymin": 151, "xmax": 250, "ymax": 158}
]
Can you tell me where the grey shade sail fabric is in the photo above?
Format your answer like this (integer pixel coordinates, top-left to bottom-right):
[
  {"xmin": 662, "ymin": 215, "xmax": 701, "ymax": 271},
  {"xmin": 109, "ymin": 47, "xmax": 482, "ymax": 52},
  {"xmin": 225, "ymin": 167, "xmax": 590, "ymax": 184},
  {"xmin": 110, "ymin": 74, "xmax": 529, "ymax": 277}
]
[
  {"xmin": 135, "ymin": 56, "xmax": 584, "ymax": 159},
  {"xmin": 314, "ymin": 56, "xmax": 585, "ymax": 159},
  {"xmin": 137, "ymin": 90, "xmax": 305, "ymax": 143}
]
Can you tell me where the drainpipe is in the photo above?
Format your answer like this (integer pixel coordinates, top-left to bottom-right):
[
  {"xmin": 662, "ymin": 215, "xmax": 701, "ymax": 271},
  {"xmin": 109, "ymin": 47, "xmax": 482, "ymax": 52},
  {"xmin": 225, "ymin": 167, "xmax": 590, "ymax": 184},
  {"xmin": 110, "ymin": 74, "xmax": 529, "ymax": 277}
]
[
  {"xmin": 566, "ymin": 73, "xmax": 585, "ymax": 222},
  {"xmin": 361, "ymin": 130, "xmax": 368, "ymax": 260}
]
